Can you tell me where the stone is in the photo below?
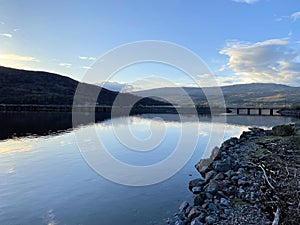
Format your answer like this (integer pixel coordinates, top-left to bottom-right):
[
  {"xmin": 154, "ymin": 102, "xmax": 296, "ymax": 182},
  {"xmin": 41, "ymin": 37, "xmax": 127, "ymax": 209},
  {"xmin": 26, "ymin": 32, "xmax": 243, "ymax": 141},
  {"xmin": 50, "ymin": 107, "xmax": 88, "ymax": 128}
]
[
  {"xmin": 191, "ymin": 218, "xmax": 204, "ymax": 225},
  {"xmin": 196, "ymin": 212, "xmax": 207, "ymax": 222},
  {"xmin": 213, "ymin": 158, "xmax": 231, "ymax": 172},
  {"xmin": 208, "ymin": 203, "xmax": 219, "ymax": 212},
  {"xmin": 188, "ymin": 207, "xmax": 201, "ymax": 220},
  {"xmin": 224, "ymin": 170, "xmax": 235, "ymax": 178},
  {"xmin": 177, "ymin": 210, "xmax": 186, "ymax": 221},
  {"xmin": 238, "ymin": 179, "xmax": 247, "ymax": 186},
  {"xmin": 185, "ymin": 206, "xmax": 193, "ymax": 216},
  {"xmin": 189, "ymin": 178, "xmax": 205, "ymax": 191},
  {"xmin": 236, "ymin": 167, "xmax": 245, "ymax": 174},
  {"xmin": 192, "ymin": 186, "xmax": 202, "ymax": 194},
  {"xmin": 179, "ymin": 201, "xmax": 189, "ymax": 211},
  {"xmin": 239, "ymin": 186, "xmax": 245, "ymax": 194},
  {"xmin": 217, "ymin": 191, "xmax": 227, "ymax": 198},
  {"xmin": 195, "ymin": 147, "xmax": 221, "ymax": 175},
  {"xmin": 194, "ymin": 193, "xmax": 206, "ymax": 206},
  {"xmin": 205, "ymin": 170, "xmax": 217, "ymax": 182},
  {"xmin": 205, "ymin": 180, "xmax": 219, "ymax": 194},
  {"xmin": 231, "ymin": 175, "xmax": 239, "ymax": 182},
  {"xmin": 224, "ymin": 208, "xmax": 233, "ymax": 216},
  {"xmin": 205, "ymin": 215, "xmax": 216, "ymax": 224},
  {"xmin": 214, "ymin": 172, "xmax": 225, "ymax": 180},
  {"xmin": 170, "ymin": 219, "xmax": 185, "ymax": 225},
  {"xmin": 220, "ymin": 198, "xmax": 230, "ymax": 207}
]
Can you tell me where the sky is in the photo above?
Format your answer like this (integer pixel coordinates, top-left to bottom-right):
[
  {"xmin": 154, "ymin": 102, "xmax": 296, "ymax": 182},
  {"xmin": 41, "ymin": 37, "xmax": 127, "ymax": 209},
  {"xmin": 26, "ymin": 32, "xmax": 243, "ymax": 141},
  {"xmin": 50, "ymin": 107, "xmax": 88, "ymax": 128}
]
[{"xmin": 0, "ymin": 0, "xmax": 299, "ymax": 90}]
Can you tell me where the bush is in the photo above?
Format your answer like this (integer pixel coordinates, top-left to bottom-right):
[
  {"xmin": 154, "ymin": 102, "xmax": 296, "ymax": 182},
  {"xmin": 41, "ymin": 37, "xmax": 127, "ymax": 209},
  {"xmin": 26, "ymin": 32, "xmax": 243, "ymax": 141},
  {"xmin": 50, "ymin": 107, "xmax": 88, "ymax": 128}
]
[{"xmin": 272, "ymin": 124, "xmax": 296, "ymax": 136}]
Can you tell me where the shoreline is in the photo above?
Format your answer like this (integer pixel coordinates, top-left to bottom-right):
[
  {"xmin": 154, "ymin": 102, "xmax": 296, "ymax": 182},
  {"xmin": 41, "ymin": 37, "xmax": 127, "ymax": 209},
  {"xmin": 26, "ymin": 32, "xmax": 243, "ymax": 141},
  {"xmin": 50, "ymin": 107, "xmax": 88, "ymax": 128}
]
[{"xmin": 167, "ymin": 123, "xmax": 300, "ymax": 225}]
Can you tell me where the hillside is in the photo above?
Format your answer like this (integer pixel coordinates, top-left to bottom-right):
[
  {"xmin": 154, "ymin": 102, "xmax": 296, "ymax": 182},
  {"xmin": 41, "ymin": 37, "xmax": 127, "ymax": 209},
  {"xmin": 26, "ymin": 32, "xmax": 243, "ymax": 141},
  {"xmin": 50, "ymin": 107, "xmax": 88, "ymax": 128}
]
[
  {"xmin": 0, "ymin": 66, "xmax": 168, "ymax": 106},
  {"xmin": 133, "ymin": 83, "xmax": 300, "ymax": 107}
]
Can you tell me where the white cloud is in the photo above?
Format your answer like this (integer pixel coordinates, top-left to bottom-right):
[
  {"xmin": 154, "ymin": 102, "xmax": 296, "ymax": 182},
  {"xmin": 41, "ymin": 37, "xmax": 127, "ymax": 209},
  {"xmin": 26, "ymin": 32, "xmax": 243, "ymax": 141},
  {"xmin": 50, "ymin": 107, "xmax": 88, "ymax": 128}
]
[
  {"xmin": 59, "ymin": 63, "xmax": 72, "ymax": 68},
  {"xmin": 0, "ymin": 21, "xmax": 4, "ymax": 25},
  {"xmin": 0, "ymin": 53, "xmax": 38, "ymax": 62},
  {"xmin": 196, "ymin": 73, "xmax": 243, "ymax": 87},
  {"xmin": 219, "ymin": 38, "xmax": 300, "ymax": 84},
  {"xmin": 232, "ymin": 0, "xmax": 259, "ymax": 4},
  {"xmin": 291, "ymin": 11, "xmax": 300, "ymax": 22},
  {"xmin": 79, "ymin": 56, "xmax": 96, "ymax": 61},
  {"xmin": 0, "ymin": 33, "xmax": 12, "ymax": 38},
  {"xmin": 81, "ymin": 66, "xmax": 92, "ymax": 70},
  {"xmin": 96, "ymin": 81, "xmax": 135, "ymax": 92}
]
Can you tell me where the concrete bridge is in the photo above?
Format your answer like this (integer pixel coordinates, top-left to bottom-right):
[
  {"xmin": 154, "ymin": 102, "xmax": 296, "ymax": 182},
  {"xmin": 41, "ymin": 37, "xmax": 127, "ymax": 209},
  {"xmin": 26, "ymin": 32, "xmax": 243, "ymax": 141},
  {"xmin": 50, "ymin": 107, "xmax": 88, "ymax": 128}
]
[
  {"xmin": 226, "ymin": 107, "xmax": 283, "ymax": 116},
  {"xmin": 0, "ymin": 104, "xmax": 284, "ymax": 116}
]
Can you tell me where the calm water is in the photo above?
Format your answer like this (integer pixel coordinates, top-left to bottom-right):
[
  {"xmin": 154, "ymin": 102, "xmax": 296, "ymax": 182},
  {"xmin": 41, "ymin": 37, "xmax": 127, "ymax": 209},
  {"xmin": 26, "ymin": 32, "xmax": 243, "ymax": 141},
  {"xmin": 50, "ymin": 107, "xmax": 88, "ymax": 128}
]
[{"xmin": 0, "ymin": 112, "xmax": 296, "ymax": 225}]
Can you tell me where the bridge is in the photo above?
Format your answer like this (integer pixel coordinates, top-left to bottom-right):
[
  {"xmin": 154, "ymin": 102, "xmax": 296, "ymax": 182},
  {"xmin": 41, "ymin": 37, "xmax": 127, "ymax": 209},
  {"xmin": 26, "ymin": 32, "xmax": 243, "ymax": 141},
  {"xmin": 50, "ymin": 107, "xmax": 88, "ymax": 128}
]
[
  {"xmin": 0, "ymin": 104, "xmax": 284, "ymax": 116},
  {"xmin": 226, "ymin": 107, "xmax": 283, "ymax": 116}
]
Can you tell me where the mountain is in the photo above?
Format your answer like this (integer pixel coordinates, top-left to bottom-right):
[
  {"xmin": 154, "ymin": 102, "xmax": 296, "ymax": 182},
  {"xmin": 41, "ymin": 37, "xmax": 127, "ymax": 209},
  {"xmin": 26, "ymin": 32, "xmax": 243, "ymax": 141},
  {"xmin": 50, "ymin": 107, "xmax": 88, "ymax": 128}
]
[
  {"xmin": 0, "ymin": 66, "xmax": 168, "ymax": 106},
  {"xmin": 133, "ymin": 83, "xmax": 300, "ymax": 107}
]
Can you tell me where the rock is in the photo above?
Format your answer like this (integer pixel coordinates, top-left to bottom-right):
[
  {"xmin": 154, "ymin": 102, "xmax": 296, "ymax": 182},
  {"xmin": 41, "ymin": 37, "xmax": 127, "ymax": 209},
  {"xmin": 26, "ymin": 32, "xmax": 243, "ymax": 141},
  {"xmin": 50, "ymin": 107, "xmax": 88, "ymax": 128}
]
[
  {"xmin": 179, "ymin": 201, "xmax": 189, "ymax": 211},
  {"xmin": 216, "ymin": 191, "xmax": 227, "ymax": 198},
  {"xmin": 238, "ymin": 178, "xmax": 247, "ymax": 186},
  {"xmin": 188, "ymin": 207, "xmax": 201, "ymax": 220},
  {"xmin": 177, "ymin": 210, "xmax": 186, "ymax": 221},
  {"xmin": 194, "ymin": 193, "xmax": 206, "ymax": 206},
  {"xmin": 272, "ymin": 124, "xmax": 296, "ymax": 136},
  {"xmin": 224, "ymin": 208, "xmax": 233, "ymax": 216},
  {"xmin": 205, "ymin": 215, "xmax": 216, "ymax": 224},
  {"xmin": 231, "ymin": 175, "xmax": 239, "ymax": 182},
  {"xmin": 192, "ymin": 186, "xmax": 202, "ymax": 194},
  {"xmin": 208, "ymin": 203, "xmax": 219, "ymax": 212},
  {"xmin": 185, "ymin": 206, "xmax": 193, "ymax": 216},
  {"xmin": 224, "ymin": 170, "xmax": 235, "ymax": 178},
  {"xmin": 213, "ymin": 158, "xmax": 231, "ymax": 172},
  {"xmin": 214, "ymin": 172, "xmax": 224, "ymax": 180},
  {"xmin": 239, "ymin": 186, "xmax": 245, "ymax": 194},
  {"xmin": 205, "ymin": 192, "xmax": 214, "ymax": 199},
  {"xmin": 191, "ymin": 218, "xmax": 204, "ymax": 225},
  {"xmin": 236, "ymin": 167, "xmax": 245, "ymax": 175},
  {"xmin": 196, "ymin": 212, "xmax": 207, "ymax": 222},
  {"xmin": 170, "ymin": 219, "xmax": 185, "ymax": 225},
  {"xmin": 205, "ymin": 170, "xmax": 217, "ymax": 182},
  {"xmin": 205, "ymin": 180, "xmax": 219, "ymax": 194},
  {"xmin": 189, "ymin": 178, "xmax": 205, "ymax": 191},
  {"xmin": 220, "ymin": 198, "xmax": 230, "ymax": 207},
  {"xmin": 195, "ymin": 147, "xmax": 221, "ymax": 175}
]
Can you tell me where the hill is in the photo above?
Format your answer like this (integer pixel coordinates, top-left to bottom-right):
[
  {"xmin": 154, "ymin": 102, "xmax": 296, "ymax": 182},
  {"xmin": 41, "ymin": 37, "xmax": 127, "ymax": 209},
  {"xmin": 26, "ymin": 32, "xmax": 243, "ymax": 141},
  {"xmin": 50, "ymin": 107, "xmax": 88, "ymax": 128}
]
[
  {"xmin": 133, "ymin": 83, "xmax": 300, "ymax": 107},
  {"xmin": 0, "ymin": 66, "xmax": 168, "ymax": 106}
]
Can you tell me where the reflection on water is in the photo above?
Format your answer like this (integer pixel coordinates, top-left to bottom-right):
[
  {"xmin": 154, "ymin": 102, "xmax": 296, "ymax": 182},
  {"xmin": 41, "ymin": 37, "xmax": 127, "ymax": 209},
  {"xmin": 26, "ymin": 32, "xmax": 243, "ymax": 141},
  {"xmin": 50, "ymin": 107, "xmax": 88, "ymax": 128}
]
[{"xmin": 0, "ymin": 112, "xmax": 297, "ymax": 225}]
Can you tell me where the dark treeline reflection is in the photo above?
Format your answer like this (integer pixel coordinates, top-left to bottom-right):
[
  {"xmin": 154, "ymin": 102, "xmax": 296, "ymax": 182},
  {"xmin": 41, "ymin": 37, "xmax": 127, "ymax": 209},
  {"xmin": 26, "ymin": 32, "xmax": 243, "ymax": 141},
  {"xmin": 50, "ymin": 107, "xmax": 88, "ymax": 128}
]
[
  {"xmin": 0, "ymin": 111, "xmax": 296, "ymax": 141},
  {"xmin": 0, "ymin": 112, "xmax": 112, "ymax": 140}
]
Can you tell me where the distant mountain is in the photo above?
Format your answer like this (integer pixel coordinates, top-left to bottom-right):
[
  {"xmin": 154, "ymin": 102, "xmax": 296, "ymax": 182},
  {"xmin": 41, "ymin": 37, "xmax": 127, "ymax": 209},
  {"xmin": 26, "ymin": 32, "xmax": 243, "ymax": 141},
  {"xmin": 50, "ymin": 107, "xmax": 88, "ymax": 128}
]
[
  {"xmin": 133, "ymin": 83, "xmax": 300, "ymax": 107},
  {"xmin": 0, "ymin": 66, "xmax": 168, "ymax": 106}
]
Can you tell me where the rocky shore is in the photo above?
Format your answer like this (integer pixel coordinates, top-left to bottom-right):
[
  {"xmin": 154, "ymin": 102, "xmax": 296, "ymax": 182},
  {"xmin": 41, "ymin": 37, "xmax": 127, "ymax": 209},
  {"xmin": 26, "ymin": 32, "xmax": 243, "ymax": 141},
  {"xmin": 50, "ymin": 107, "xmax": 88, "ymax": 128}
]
[{"xmin": 167, "ymin": 123, "xmax": 300, "ymax": 225}]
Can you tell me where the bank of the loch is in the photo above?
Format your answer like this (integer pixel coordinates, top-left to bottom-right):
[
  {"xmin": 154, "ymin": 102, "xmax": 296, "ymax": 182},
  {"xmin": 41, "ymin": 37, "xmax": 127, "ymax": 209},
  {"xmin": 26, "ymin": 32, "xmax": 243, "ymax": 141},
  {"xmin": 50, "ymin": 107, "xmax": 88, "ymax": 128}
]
[{"xmin": 167, "ymin": 123, "xmax": 300, "ymax": 225}]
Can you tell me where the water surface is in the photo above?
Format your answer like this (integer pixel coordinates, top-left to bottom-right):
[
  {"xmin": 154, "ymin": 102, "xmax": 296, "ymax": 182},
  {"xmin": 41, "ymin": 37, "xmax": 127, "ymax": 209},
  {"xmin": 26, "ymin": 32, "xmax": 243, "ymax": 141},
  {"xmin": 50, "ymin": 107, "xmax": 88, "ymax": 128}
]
[{"xmin": 0, "ymin": 112, "xmax": 295, "ymax": 225}]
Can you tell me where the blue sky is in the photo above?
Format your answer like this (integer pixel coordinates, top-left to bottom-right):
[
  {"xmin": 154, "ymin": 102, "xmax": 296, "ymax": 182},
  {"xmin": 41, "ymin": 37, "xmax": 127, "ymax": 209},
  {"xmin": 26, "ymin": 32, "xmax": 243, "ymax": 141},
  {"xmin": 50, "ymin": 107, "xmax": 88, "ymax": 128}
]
[{"xmin": 0, "ymin": 0, "xmax": 299, "ymax": 90}]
